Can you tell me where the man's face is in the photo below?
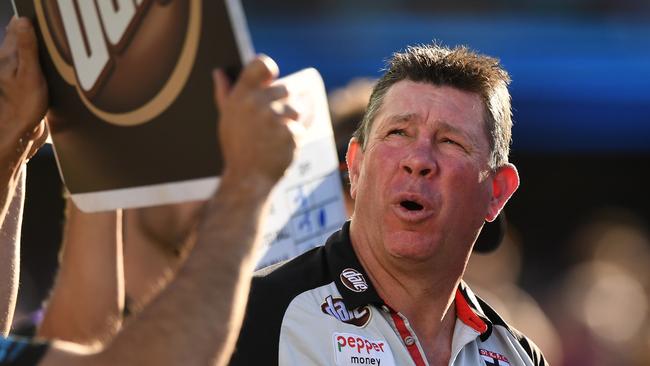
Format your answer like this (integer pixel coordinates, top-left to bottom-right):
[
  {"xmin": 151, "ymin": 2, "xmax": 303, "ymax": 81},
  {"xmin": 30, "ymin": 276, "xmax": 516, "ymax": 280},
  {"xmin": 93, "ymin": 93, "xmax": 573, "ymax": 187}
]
[{"xmin": 348, "ymin": 80, "xmax": 516, "ymax": 270}]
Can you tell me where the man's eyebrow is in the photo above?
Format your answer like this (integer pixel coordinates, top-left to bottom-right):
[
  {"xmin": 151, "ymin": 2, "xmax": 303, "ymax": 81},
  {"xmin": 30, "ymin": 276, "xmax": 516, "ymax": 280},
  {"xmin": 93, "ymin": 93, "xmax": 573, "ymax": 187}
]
[
  {"xmin": 380, "ymin": 114, "xmax": 482, "ymax": 147},
  {"xmin": 384, "ymin": 113, "xmax": 416, "ymax": 125}
]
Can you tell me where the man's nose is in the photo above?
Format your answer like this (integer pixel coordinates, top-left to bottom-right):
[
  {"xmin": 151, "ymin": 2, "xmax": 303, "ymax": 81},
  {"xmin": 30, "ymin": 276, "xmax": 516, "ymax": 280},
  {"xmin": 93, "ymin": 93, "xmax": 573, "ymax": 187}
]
[{"xmin": 400, "ymin": 143, "xmax": 436, "ymax": 178}]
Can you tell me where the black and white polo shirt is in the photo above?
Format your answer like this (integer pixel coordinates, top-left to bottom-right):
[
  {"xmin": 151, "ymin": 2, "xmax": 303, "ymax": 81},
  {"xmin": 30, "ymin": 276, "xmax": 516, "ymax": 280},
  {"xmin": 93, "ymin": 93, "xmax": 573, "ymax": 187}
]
[{"xmin": 230, "ymin": 222, "xmax": 547, "ymax": 366}]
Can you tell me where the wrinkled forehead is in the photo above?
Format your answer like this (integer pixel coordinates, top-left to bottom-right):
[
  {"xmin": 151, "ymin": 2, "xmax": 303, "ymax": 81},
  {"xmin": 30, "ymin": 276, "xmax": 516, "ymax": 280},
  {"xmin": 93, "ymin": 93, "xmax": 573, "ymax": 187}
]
[{"xmin": 371, "ymin": 80, "xmax": 488, "ymax": 138}]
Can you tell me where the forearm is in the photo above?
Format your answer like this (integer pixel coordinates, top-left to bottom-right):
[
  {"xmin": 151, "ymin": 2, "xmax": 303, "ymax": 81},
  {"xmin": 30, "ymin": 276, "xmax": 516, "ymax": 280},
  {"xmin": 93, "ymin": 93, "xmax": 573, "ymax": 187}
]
[
  {"xmin": 0, "ymin": 138, "xmax": 29, "ymax": 229},
  {"xmin": 38, "ymin": 201, "xmax": 124, "ymax": 344},
  {"xmin": 0, "ymin": 14, "xmax": 49, "ymax": 330},
  {"xmin": 93, "ymin": 176, "xmax": 274, "ymax": 366},
  {"xmin": 38, "ymin": 54, "xmax": 296, "ymax": 365},
  {"xmin": 0, "ymin": 166, "xmax": 26, "ymax": 335}
]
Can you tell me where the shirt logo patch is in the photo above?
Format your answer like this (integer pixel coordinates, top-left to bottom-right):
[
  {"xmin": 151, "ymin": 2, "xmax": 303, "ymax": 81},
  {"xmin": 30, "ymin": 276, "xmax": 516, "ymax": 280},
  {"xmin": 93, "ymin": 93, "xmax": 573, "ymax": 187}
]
[
  {"xmin": 340, "ymin": 268, "xmax": 368, "ymax": 293},
  {"xmin": 479, "ymin": 349, "xmax": 510, "ymax": 366},
  {"xmin": 321, "ymin": 296, "xmax": 372, "ymax": 327},
  {"xmin": 333, "ymin": 333, "xmax": 395, "ymax": 366}
]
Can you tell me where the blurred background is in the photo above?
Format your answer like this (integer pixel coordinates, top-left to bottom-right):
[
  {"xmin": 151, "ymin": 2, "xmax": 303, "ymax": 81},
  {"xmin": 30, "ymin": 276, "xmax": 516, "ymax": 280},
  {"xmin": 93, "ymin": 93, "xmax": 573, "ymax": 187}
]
[{"xmin": 2, "ymin": 0, "xmax": 650, "ymax": 365}]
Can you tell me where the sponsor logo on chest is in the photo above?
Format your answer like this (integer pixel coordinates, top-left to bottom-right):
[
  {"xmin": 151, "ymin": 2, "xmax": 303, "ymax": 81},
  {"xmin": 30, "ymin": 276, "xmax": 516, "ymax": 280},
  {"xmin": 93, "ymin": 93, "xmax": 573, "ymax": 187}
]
[
  {"xmin": 340, "ymin": 268, "xmax": 368, "ymax": 293},
  {"xmin": 333, "ymin": 333, "xmax": 395, "ymax": 366},
  {"xmin": 479, "ymin": 349, "xmax": 510, "ymax": 366},
  {"xmin": 321, "ymin": 296, "xmax": 371, "ymax": 327}
]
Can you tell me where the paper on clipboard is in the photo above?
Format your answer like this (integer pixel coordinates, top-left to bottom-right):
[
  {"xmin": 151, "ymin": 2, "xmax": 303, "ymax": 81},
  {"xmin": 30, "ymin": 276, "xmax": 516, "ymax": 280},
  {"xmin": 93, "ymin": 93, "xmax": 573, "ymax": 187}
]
[{"xmin": 255, "ymin": 68, "xmax": 347, "ymax": 267}]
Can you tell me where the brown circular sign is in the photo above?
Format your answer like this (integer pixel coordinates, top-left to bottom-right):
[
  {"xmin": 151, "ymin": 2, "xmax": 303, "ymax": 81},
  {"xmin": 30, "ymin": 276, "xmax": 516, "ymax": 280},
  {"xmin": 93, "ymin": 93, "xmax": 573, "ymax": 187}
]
[{"xmin": 35, "ymin": 0, "xmax": 201, "ymax": 126}]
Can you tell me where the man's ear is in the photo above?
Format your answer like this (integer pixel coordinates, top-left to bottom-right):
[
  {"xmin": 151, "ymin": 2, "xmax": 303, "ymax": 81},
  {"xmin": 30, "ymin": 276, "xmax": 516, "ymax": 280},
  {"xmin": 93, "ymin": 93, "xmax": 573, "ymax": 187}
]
[
  {"xmin": 345, "ymin": 138, "xmax": 363, "ymax": 200},
  {"xmin": 486, "ymin": 163, "xmax": 519, "ymax": 222}
]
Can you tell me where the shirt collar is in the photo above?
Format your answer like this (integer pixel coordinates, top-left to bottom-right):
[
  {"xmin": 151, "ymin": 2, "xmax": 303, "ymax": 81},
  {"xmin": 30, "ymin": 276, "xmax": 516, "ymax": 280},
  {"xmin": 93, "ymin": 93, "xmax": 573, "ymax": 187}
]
[
  {"xmin": 324, "ymin": 221, "xmax": 492, "ymax": 338},
  {"xmin": 456, "ymin": 282, "xmax": 490, "ymax": 335},
  {"xmin": 325, "ymin": 221, "xmax": 384, "ymax": 309}
]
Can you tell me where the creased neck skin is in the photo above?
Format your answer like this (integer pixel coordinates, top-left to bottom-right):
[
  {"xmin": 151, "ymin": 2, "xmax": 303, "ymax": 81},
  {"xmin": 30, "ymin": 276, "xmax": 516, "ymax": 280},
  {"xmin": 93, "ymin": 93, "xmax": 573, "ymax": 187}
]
[
  {"xmin": 350, "ymin": 216, "xmax": 462, "ymax": 365},
  {"xmin": 350, "ymin": 216, "xmax": 465, "ymax": 318}
]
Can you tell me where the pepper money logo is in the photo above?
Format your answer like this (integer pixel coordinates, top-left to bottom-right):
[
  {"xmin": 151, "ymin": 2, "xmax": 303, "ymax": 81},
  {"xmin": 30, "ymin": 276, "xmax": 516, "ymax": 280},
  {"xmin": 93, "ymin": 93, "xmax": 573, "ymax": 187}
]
[
  {"xmin": 332, "ymin": 333, "xmax": 395, "ymax": 366},
  {"xmin": 34, "ymin": 0, "xmax": 201, "ymax": 126}
]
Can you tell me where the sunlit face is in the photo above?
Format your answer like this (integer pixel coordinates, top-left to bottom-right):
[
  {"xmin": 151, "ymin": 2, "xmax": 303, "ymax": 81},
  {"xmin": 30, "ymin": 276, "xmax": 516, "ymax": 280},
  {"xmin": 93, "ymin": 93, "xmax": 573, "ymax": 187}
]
[{"xmin": 348, "ymin": 81, "xmax": 499, "ymax": 270}]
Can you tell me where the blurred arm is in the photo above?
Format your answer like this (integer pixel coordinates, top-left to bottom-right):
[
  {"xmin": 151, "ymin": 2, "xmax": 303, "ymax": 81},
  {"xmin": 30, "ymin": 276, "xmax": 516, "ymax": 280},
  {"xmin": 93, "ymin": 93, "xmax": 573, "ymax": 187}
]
[
  {"xmin": 0, "ymin": 166, "xmax": 25, "ymax": 335},
  {"xmin": 0, "ymin": 15, "xmax": 47, "ymax": 236},
  {"xmin": 0, "ymin": 15, "xmax": 48, "ymax": 336},
  {"xmin": 37, "ymin": 200, "xmax": 124, "ymax": 344},
  {"xmin": 36, "ymin": 176, "xmax": 273, "ymax": 366},
  {"xmin": 120, "ymin": 201, "xmax": 201, "ymax": 315},
  {"xmin": 36, "ymin": 55, "xmax": 299, "ymax": 365}
]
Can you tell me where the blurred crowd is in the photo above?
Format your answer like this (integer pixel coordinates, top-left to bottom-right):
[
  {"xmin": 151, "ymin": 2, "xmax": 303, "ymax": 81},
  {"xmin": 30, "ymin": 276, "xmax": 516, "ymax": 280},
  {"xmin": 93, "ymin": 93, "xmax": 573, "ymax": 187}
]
[{"xmin": 466, "ymin": 209, "xmax": 650, "ymax": 365}]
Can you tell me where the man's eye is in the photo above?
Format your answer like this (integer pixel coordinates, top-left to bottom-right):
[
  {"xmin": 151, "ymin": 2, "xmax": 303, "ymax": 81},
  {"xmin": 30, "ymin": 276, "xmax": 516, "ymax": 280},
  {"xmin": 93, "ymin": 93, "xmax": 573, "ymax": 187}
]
[
  {"xmin": 441, "ymin": 138, "xmax": 462, "ymax": 148},
  {"xmin": 388, "ymin": 129, "xmax": 406, "ymax": 136}
]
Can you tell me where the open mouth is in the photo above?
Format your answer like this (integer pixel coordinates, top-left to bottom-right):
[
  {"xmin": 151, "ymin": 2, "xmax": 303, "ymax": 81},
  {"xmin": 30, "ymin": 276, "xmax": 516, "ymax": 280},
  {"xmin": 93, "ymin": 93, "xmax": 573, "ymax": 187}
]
[{"xmin": 400, "ymin": 200, "xmax": 424, "ymax": 211}]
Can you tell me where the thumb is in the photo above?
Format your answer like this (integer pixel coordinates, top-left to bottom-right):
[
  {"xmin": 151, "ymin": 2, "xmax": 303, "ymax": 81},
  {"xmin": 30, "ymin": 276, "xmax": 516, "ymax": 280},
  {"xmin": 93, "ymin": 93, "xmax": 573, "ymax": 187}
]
[
  {"xmin": 212, "ymin": 69, "xmax": 230, "ymax": 110},
  {"xmin": 1, "ymin": 17, "xmax": 19, "ymax": 55},
  {"xmin": 14, "ymin": 17, "xmax": 40, "ymax": 79}
]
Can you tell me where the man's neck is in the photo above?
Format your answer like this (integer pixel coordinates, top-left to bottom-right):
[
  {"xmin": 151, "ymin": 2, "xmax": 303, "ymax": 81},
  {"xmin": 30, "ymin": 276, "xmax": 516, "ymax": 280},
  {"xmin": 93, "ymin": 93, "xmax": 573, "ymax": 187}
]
[{"xmin": 349, "ymin": 219, "xmax": 464, "ymax": 365}]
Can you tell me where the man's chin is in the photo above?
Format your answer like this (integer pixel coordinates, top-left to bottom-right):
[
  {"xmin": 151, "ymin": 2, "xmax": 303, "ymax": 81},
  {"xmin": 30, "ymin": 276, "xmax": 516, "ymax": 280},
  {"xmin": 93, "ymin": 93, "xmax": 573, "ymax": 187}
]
[{"xmin": 383, "ymin": 230, "xmax": 442, "ymax": 262}]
